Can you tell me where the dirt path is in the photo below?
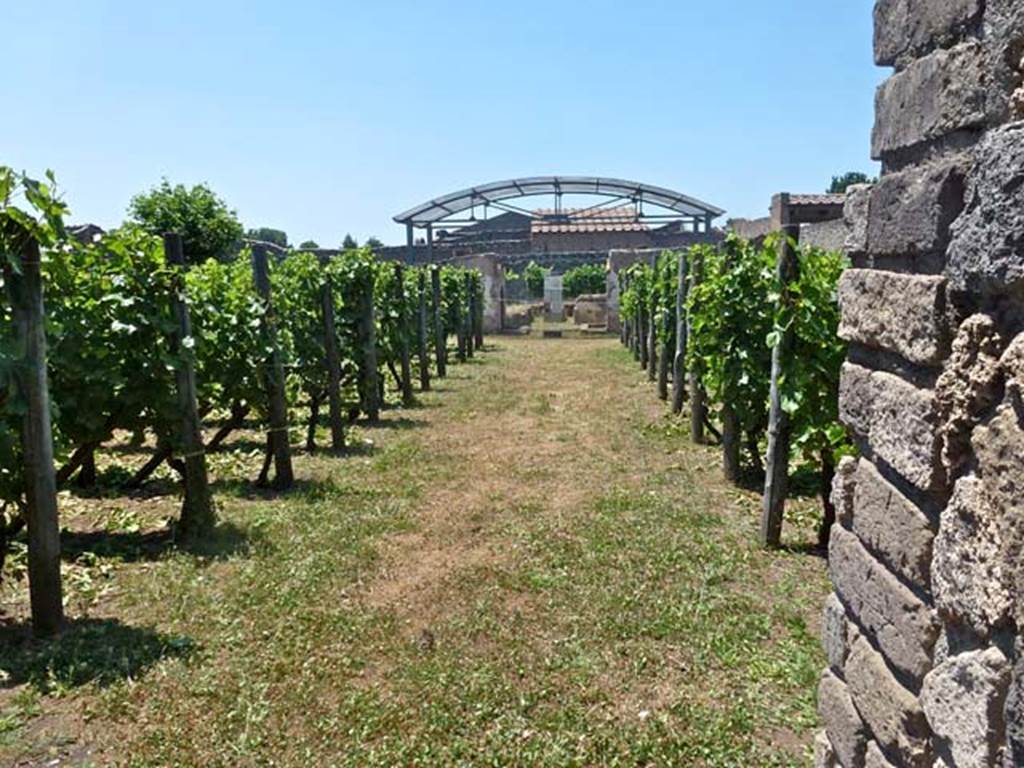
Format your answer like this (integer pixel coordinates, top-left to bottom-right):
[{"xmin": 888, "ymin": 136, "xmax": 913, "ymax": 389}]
[{"xmin": 1, "ymin": 334, "xmax": 831, "ymax": 767}]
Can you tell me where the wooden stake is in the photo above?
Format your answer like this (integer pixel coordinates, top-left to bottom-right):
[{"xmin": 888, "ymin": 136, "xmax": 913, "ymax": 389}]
[
  {"xmin": 164, "ymin": 234, "xmax": 215, "ymax": 539},
  {"xmin": 761, "ymin": 224, "xmax": 801, "ymax": 548},
  {"xmin": 251, "ymin": 244, "xmax": 294, "ymax": 489},
  {"xmin": 687, "ymin": 250, "xmax": 707, "ymax": 444},
  {"xmin": 417, "ymin": 270, "xmax": 431, "ymax": 391},
  {"xmin": 319, "ymin": 255, "xmax": 345, "ymax": 451},
  {"xmin": 394, "ymin": 263, "xmax": 414, "ymax": 405},
  {"xmin": 431, "ymin": 266, "xmax": 447, "ymax": 378},
  {"xmin": 3, "ymin": 230, "xmax": 63, "ymax": 636},
  {"xmin": 671, "ymin": 252, "xmax": 689, "ymax": 415}
]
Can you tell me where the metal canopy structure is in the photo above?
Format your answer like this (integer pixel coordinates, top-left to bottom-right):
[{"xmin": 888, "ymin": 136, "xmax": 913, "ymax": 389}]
[{"xmin": 393, "ymin": 178, "xmax": 725, "ymax": 256}]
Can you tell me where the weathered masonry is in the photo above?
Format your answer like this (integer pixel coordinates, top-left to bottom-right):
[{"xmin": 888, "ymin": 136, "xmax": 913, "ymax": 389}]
[{"xmin": 817, "ymin": 2, "xmax": 1023, "ymax": 767}]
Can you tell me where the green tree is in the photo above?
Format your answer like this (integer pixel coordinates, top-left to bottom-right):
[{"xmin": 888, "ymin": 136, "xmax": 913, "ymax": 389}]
[
  {"xmin": 828, "ymin": 171, "xmax": 876, "ymax": 194},
  {"xmin": 342, "ymin": 233, "xmax": 358, "ymax": 250},
  {"xmin": 298, "ymin": 240, "xmax": 320, "ymax": 250},
  {"xmin": 522, "ymin": 261, "xmax": 549, "ymax": 299},
  {"xmin": 563, "ymin": 264, "xmax": 606, "ymax": 298},
  {"xmin": 128, "ymin": 180, "xmax": 243, "ymax": 263},
  {"xmin": 246, "ymin": 227, "xmax": 288, "ymax": 248},
  {"xmin": 365, "ymin": 236, "xmax": 384, "ymax": 251}
]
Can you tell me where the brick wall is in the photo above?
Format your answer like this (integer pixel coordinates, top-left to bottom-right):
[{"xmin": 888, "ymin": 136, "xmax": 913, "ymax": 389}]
[{"xmin": 817, "ymin": 2, "xmax": 1023, "ymax": 767}]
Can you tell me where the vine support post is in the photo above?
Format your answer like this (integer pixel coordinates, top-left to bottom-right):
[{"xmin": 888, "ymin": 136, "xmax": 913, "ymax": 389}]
[
  {"xmin": 687, "ymin": 249, "xmax": 707, "ymax": 444},
  {"xmin": 671, "ymin": 251, "xmax": 689, "ymax": 414},
  {"xmin": 656, "ymin": 284, "xmax": 671, "ymax": 401},
  {"xmin": 431, "ymin": 266, "xmax": 447, "ymax": 378},
  {"xmin": 460, "ymin": 273, "xmax": 472, "ymax": 361},
  {"xmin": 251, "ymin": 243, "xmax": 295, "ymax": 490},
  {"xmin": 760, "ymin": 223, "xmax": 801, "ymax": 549},
  {"xmin": 472, "ymin": 278, "xmax": 484, "ymax": 350},
  {"xmin": 416, "ymin": 269, "xmax": 431, "ymax": 391},
  {"xmin": 359, "ymin": 270, "xmax": 381, "ymax": 422},
  {"xmin": 720, "ymin": 245, "xmax": 741, "ymax": 483},
  {"xmin": 3, "ymin": 230, "xmax": 63, "ymax": 636},
  {"xmin": 637, "ymin": 288, "xmax": 648, "ymax": 369},
  {"xmin": 319, "ymin": 255, "xmax": 345, "ymax": 451},
  {"xmin": 394, "ymin": 263, "xmax": 415, "ymax": 406},
  {"xmin": 164, "ymin": 234, "xmax": 216, "ymax": 539},
  {"xmin": 647, "ymin": 292, "xmax": 657, "ymax": 382}
]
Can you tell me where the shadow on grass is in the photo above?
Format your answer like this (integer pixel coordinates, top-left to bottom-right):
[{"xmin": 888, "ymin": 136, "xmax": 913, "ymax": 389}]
[
  {"xmin": 356, "ymin": 416, "xmax": 428, "ymax": 431},
  {"xmin": 0, "ymin": 617, "xmax": 196, "ymax": 694},
  {"xmin": 61, "ymin": 521, "xmax": 255, "ymax": 564}
]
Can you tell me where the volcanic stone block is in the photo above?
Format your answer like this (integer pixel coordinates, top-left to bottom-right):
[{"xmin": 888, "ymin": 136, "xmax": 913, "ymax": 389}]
[
  {"xmin": 948, "ymin": 123, "xmax": 1024, "ymax": 297},
  {"xmin": 874, "ymin": 0, "xmax": 982, "ymax": 66},
  {"xmin": 1006, "ymin": 654, "xmax": 1024, "ymax": 767},
  {"xmin": 933, "ymin": 476, "xmax": 1014, "ymax": 635},
  {"xmin": 844, "ymin": 183, "xmax": 872, "ymax": 257},
  {"xmin": 822, "ymin": 592, "xmax": 851, "ymax": 671},
  {"xmin": 864, "ymin": 157, "xmax": 967, "ymax": 261},
  {"xmin": 838, "ymin": 270, "xmax": 948, "ymax": 365},
  {"xmin": 819, "ymin": 670, "xmax": 868, "ymax": 768},
  {"xmin": 872, "ymin": 42, "xmax": 986, "ymax": 158},
  {"xmin": 865, "ymin": 741, "xmax": 898, "ymax": 768},
  {"xmin": 922, "ymin": 646, "xmax": 1012, "ymax": 768},
  {"xmin": 853, "ymin": 368, "xmax": 942, "ymax": 492},
  {"xmin": 851, "ymin": 460, "xmax": 935, "ymax": 587},
  {"xmin": 846, "ymin": 636, "xmax": 932, "ymax": 767},
  {"xmin": 831, "ymin": 456, "xmax": 859, "ymax": 527},
  {"xmin": 814, "ymin": 730, "xmax": 839, "ymax": 768},
  {"xmin": 830, "ymin": 526, "xmax": 939, "ymax": 682}
]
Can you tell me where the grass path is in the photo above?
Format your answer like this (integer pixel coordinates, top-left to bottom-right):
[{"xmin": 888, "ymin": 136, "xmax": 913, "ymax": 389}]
[{"xmin": 1, "ymin": 336, "xmax": 829, "ymax": 766}]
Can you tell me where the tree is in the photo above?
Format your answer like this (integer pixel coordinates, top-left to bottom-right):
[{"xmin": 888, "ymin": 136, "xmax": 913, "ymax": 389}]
[
  {"xmin": 342, "ymin": 233, "xmax": 358, "ymax": 250},
  {"xmin": 522, "ymin": 261, "xmax": 549, "ymax": 299},
  {"xmin": 246, "ymin": 227, "xmax": 288, "ymax": 248},
  {"xmin": 365, "ymin": 236, "xmax": 384, "ymax": 251},
  {"xmin": 298, "ymin": 240, "xmax": 319, "ymax": 250},
  {"xmin": 828, "ymin": 172, "xmax": 876, "ymax": 194},
  {"xmin": 128, "ymin": 180, "xmax": 243, "ymax": 263}
]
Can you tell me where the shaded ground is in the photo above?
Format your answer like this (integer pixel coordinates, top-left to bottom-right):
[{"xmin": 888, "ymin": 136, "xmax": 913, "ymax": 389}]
[{"xmin": 0, "ymin": 335, "xmax": 829, "ymax": 767}]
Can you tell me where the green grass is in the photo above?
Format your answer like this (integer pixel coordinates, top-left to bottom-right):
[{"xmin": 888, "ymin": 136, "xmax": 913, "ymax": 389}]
[{"xmin": 0, "ymin": 337, "xmax": 829, "ymax": 766}]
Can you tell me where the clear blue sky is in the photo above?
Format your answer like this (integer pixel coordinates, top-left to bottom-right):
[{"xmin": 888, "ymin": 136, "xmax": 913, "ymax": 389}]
[{"xmin": 3, "ymin": 1, "xmax": 882, "ymax": 247}]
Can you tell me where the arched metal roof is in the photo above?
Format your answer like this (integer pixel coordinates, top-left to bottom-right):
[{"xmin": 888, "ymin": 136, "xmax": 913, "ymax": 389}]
[{"xmin": 394, "ymin": 176, "xmax": 725, "ymax": 226}]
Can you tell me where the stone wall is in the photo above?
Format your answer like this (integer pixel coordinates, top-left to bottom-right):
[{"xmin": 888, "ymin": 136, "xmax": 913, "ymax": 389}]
[{"xmin": 817, "ymin": 3, "xmax": 1023, "ymax": 767}]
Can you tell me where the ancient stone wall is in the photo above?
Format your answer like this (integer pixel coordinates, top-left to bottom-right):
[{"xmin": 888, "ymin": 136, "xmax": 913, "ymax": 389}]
[{"xmin": 818, "ymin": 2, "xmax": 1023, "ymax": 766}]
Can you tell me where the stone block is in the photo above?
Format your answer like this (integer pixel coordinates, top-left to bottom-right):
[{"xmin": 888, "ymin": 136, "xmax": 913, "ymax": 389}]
[
  {"xmin": 819, "ymin": 670, "xmax": 868, "ymax": 768},
  {"xmin": 822, "ymin": 592, "xmax": 850, "ymax": 671},
  {"xmin": 830, "ymin": 526, "xmax": 939, "ymax": 682},
  {"xmin": 846, "ymin": 635, "xmax": 931, "ymax": 767},
  {"xmin": 1006, "ymin": 654, "xmax": 1024, "ymax": 767},
  {"xmin": 851, "ymin": 459, "xmax": 935, "ymax": 587},
  {"xmin": 948, "ymin": 122, "xmax": 1024, "ymax": 297},
  {"xmin": 935, "ymin": 314, "xmax": 1005, "ymax": 478},
  {"xmin": 840, "ymin": 365, "xmax": 942, "ymax": 492},
  {"xmin": 874, "ymin": 0, "xmax": 982, "ymax": 66},
  {"xmin": 865, "ymin": 157, "xmax": 967, "ymax": 260},
  {"xmin": 872, "ymin": 42, "xmax": 986, "ymax": 158},
  {"xmin": 844, "ymin": 183, "xmax": 872, "ymax": 256},
  {"xmin": 814, "ymin": 729, "xmax": 839, "ymax": 768},
  {"xmin": 933, "ymin": 476, "xmax": 1014, "ymax": 635},
  {"xmin": 922, "ymin": 646, "xmax": 1012, "ymax": 768},
  {"xmin": 831, "ymin": 456, "xmax": 858, "ymax": 527},
  {"xmin": 864, "ymin": 740, "xmax": 898, "ymax": 768},
  {"xmin": 838, "ymin": 270, "xmax": 948, "ymax": 365}
]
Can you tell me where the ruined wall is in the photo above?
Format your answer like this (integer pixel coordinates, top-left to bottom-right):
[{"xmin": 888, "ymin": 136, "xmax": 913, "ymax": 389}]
[{"xmin": 818, "ymin": 2, "xmax": 1023, "ymax": 767}]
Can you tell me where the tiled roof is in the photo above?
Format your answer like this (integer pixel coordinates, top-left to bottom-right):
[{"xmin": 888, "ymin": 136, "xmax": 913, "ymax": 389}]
[
  {"xmin": 789, "ymin": 193, "xmax": 846, "ymax": 207},
  {"xmin": 531, "ymin": 207, "xmax": 647, "ymax": 234}
]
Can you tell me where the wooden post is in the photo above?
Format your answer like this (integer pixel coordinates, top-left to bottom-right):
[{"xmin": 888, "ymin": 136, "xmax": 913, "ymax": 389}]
[
  {"xmin": 394, "ymin": 264, "xmax": 414, "ymax": 405},
  {"xmin": 472, "ymin": 278, "xmax": 484, "ymax": 349},
  {"xmin": 3, "ymin": 230, "xmax": 63, "ymax": 636},
  {"xmin": 761, "ymin": 224, "xmax": 801, "ymax": 548},
  {"xmin": 638, "ymin": 290, "xmax": 648, "ymax": 369},
  {"xmin": 431, "ymin": 266, "xmax": 447, "ymax": 378},
  {"xmin": 671, "ymin": 251, "xmax": 689, "ymax": 415},
  {"xmin": 687, "ymin": 250, "xmax": 707, "ymax": 444},
  {"xmin": 416, "ymin": 270, "xmax": 431, "ymax": 391},
  {"xmin": 720, "ymin": 246, "xmax": 741, "ymax": 483},
  {"xmin": 251, "ymin": 244, "xmax": 294, "ymax": 489},
  {"xmin": 657, "ymin": 300, "xmax": 671, "ymax": 400},
  {"xmin": 462, "ymin": 273, "xmax": 473, "ymax": 360},
  {"xmin": 164, "ymin": 234, "xmax": 215, "ymax": 539},
  {"xmin": 360, "ymin": 276, "xmax": 381, "ymax": 422},
  {"xmin": 646, "ymin": 296, "xmax": 657, "ymax": 382},
  {"xmin": 319, "ymin": 255, "xmax": 345, "ymax": 450}
]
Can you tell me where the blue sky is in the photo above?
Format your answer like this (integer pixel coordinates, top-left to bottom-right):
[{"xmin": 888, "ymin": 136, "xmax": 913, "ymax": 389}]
[{"xmin": 3, "ymin": 1, "xmax": 882, "ymax": 247}]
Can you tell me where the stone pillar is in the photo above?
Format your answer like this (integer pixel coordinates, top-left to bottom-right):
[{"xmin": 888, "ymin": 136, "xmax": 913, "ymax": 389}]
[
  {"xmin": 544, "ymin": 275, "xmax": 564, "ymax": 321},
  {"xmin": 448, "ymin": 253, "xmax": 505, "ymax": 332},
  {"xmin": 818, "ymin": 3, "xmax": 1023, "ymax": 767}
]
